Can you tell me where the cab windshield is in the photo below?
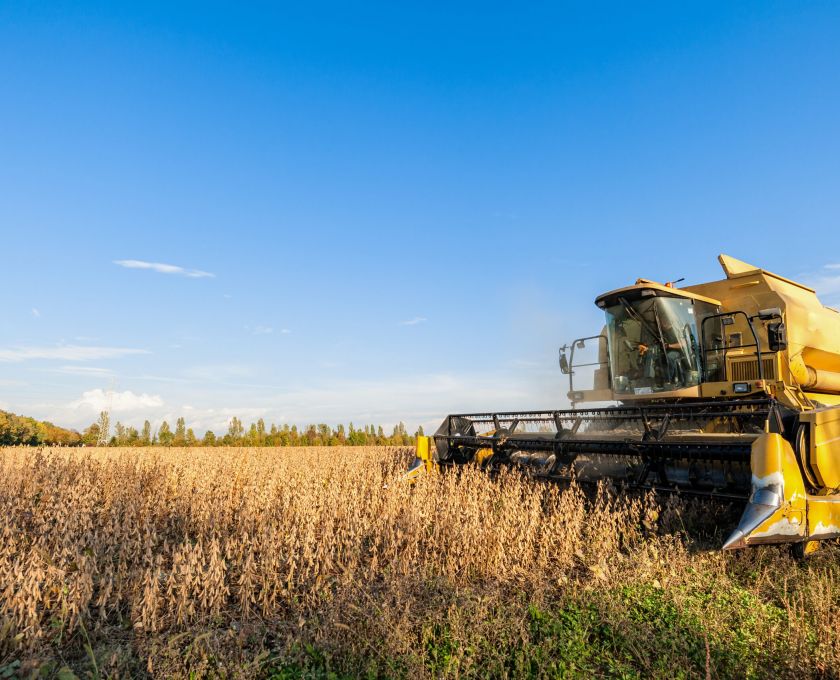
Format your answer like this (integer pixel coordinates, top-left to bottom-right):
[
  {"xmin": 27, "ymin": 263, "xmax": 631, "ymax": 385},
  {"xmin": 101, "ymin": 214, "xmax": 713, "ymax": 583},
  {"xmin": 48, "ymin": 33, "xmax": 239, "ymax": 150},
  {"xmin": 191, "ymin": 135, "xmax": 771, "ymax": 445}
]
[{"xmin": 604, "ymin": 295, "xmax": 716, "ymax": 395}]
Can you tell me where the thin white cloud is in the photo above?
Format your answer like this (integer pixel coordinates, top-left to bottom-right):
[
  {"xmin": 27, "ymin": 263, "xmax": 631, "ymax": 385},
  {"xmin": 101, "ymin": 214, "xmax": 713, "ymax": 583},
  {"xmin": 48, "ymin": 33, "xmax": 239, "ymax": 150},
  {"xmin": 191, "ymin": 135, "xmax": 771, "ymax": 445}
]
[
  {"xmin": 244, "ymin": 325, "xmax": 291, "ymax": 336},
  {"xmin": 114, "ymin": 259, "xmax": 215, "ymax": 279},
  {"xmin": 182, "ymin": 363, "xmax": 255, "ymax": 382},
  {"xmin": 31, "ymin": 308, "xmax": 41, "ymax": 318},
  {"xmin": 68, "ymin": 389, "xmax": 164, "ymax": 413},
  {"xmin": 401, "ymin": 317, "xmax": 428, "ymax": 326},
  {"xmin": 51, "ymin": 365, "xmax": 115, "ymax": 377},
  {"xmin": 0, "ymin": 345, "xmax": 149, "ymax": 363},
  {"xmin": 801, "ymin": 264, "xmax": 840, "ymax": 300}
]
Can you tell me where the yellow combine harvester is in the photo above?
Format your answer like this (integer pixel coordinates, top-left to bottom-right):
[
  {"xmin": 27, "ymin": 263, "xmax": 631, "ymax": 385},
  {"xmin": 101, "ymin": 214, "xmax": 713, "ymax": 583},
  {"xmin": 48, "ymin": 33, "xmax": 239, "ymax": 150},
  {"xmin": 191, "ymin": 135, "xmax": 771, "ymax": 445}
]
[{"xmin": 411, "ymin": 255, "xmax": 840, "ymax": 554}]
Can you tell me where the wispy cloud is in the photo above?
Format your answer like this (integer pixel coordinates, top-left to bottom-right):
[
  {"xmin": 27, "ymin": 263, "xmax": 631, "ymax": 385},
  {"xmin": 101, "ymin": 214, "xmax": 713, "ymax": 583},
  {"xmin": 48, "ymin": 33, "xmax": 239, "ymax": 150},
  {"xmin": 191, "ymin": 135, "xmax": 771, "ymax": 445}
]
[
  {"xmin": 114, "ymin": 259, "xmax": 215, "ymax": 279},
  {"xmin": 401, "ymin": 317, "xmax": 428, "ymax": 326},
  {"xmin": 182, "ymin": 363, "xmax": 255, "ymax": 382},
  {"xmin": 245, "ymin": 325, "xmax": 291, "ymax": 336},
  {"xmin": 0, "ymin": 345, "xmax": 149, "ymax": 363},
  {"xmin": 68, "ymin": 389, "xmax": 164, "ymax": 413},
  {"xmin": 801, "ymin": 263, "xmax": 840, "ymax": 301},
  {"xmin": 51, "ymin": 365, "xmax": 115, "ymax": 377},
  {"xmin": 31, "ymin": 308, "xmax": 41, "ymax": 318}
]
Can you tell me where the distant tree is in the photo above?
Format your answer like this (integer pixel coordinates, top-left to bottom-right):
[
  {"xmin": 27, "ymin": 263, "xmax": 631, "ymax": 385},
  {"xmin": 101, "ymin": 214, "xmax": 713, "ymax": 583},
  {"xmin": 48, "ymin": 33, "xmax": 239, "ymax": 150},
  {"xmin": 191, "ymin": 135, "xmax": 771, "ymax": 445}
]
[
  {"xmin": 0, "ymin": 411, "xmax": 43, "ymax": 446},
  {"xmin": 228, "ymin": 417, "xmax": 244, "ymax": 443},
  {"xmin": 39, "ymin": 419, "xmax": 81, "ymax": 446},
  {"xmin": 97, "ymin": 411, "xmax": 110, "ymax": 446},
  {"xmin": 257, "ymin": 418, "xmax": 266, "ymax": 445},
  {"xmin": 242, "ymin": 423, "xmax": 256, "ymax": 446},
  {"xmin": 278, "ymin": 424, "xmax": 292, "ymax": 446},
  {"xmin": 174, "ymin": 417, "xmax": 186, "ymax": 446},
  {"xmin": 302, "ymin": 425, "xmax": 316, "ymax": 446},
  {"xmin": 125, "ymin": 426, "xmax": 139, "ymax": 445},
  {"xmin": 158, "ymin": 421, "xmax": 173, "ymax": 446},
  {"xmin": 203, "ymin": 430, "xmax": 217, "ymax": 446},
  {"xmin": 82, "ymin": 422, "xmax": 101, "ymax": 446},
  {"xmin": 185, "ymin": 428, "xmax": 197, "ymax": 446},
  {"xmin": 141, "ymin": 420, "xmax": 152, "ymax": 445},
  {"xmin": 317, "ymin": 424, "xmax": 331, "ymax": 445},
  {"xmin": 392, "ymin": 421, "xmax": 410, "ymax": 445},
  {"xmin": 114, "ymin": 421, "xmax": 127, "ymax": 446},
  {"xmin": 348, "ymin": 423, "xmax": 366, "ymax": 446}
]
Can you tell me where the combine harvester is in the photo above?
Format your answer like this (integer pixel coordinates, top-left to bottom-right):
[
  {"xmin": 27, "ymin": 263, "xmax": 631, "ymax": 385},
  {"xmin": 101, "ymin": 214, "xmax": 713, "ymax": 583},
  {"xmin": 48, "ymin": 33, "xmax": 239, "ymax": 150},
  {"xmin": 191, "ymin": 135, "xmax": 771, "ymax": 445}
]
[{"xmin": 411, "ymin": 255, "xmax": 840, "ymax": 555}]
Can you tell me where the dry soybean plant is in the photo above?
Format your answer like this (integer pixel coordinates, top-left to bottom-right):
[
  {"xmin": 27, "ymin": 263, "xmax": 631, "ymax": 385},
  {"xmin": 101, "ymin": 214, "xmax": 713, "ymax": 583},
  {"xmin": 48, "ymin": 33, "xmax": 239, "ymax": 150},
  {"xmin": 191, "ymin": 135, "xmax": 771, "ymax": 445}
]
[{"xmin": 1, "ymin": 446, "xmax": 839, "ymax": 678}]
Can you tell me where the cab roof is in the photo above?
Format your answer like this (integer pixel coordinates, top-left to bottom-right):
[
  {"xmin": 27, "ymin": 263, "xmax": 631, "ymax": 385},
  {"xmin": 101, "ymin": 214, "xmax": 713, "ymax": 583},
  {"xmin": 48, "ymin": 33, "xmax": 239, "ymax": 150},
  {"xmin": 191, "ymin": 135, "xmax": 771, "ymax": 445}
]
[{"xmin": 595, "ymin": 281, "xmax": 721, "ymax": 308}]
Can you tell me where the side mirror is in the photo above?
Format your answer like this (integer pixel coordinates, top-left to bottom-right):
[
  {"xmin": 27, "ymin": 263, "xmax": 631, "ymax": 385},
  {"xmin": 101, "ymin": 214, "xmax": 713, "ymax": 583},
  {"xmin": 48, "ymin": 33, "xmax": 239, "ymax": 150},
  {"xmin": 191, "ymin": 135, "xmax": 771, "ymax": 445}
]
[
  {"xmin": 758, "ymin": 307, "xmax": 783, "ymax": 321},
  {"xmin": 768, "ymin": 321, "xmax": 787, "ymax": 352},
  {"xmin": 559, "ymin": 350, "xmax": 570, "ymax": 374}
]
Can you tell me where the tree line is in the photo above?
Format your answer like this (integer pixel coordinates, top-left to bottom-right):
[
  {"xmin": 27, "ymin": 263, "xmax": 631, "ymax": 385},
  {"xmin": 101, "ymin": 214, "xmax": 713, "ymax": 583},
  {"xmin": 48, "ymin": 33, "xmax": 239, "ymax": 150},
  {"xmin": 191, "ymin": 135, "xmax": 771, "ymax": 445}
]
[
  {"xmin": 0, "ymin": 408, "xmax": 425, "ymax": 448},
  {"xmin": 81, "ymin": 411, "xmax": 423, "ymax": 447},
  {"xmin": 0, "ymin": 409, "xmax": 81, "ymax": 446}
]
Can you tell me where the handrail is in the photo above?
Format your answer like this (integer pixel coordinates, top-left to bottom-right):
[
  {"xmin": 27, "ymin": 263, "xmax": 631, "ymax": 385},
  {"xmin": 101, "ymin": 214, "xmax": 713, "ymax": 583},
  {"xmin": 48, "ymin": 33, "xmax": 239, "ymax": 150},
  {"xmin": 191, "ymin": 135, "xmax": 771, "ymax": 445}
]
[{"xmin": 700, "ymin": 311, "xmax": 764, "ymax": 383}]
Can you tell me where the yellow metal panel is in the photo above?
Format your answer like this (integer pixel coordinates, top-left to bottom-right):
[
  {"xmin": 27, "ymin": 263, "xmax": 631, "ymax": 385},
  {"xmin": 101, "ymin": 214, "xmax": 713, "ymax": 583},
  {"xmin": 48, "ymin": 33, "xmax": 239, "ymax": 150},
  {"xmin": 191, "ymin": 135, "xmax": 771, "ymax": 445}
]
[
  {"xmin": 717, "ymin": 254, "xmax": 816, "ymax": 292},
  {"xmin": 404, "ymin": 435, "xmax": 437, "ymax": 482},
  {"xmin": 723, "ymin": 433, "xmax": 807, "ymax": 549},
  {"xmin": 475, "ymin": 447, "xmax": 494, "ymax": 465},
  {"xmin": 718, "ymin": 254, "xmax": 760, "ymax": 277},
  {"xmin": 804, "ymin": 392, "xmax": 840, "ymax": 407},
  {"xmin": 806, "ymin": 494, "xmax": 840, "ymax": 539},
  {"xmin": 416, "ymin": 435, "xmax": 431, "ymax": 462},
  {"xmin": 745, "ymin": 434, "xmax": 806, "ymax": 543},
  {"xmin": 800, "ymin": 407, "xmax": 840, "ymax": 489}
]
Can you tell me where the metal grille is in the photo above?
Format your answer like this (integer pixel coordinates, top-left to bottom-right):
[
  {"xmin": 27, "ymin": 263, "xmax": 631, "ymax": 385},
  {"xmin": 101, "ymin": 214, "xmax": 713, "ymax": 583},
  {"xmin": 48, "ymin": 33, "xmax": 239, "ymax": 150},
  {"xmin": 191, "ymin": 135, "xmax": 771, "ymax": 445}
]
[{"xmin": 729, "ymin": 358, "xmax": 775, "ymax": 382}]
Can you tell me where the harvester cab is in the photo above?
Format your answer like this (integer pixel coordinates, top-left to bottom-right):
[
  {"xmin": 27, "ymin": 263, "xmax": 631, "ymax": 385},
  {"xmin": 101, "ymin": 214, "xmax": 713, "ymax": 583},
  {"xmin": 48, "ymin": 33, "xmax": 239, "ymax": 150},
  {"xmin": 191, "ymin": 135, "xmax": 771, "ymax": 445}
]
[
  {"xmin": 412, "ymin": 254, "xmax": 840, "ymax": 554},
  {"xmin": 561, "ymin": 279, "xmax": 784, "ymax": 407}
]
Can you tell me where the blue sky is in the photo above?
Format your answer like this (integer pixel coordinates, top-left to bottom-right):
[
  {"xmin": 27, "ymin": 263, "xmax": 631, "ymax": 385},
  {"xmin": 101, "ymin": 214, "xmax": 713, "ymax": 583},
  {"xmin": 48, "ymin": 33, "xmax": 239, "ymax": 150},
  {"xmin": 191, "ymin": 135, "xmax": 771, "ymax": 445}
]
[{"xmin": 2, "ymin": 1, "xmax": 840, "ymax": 433}]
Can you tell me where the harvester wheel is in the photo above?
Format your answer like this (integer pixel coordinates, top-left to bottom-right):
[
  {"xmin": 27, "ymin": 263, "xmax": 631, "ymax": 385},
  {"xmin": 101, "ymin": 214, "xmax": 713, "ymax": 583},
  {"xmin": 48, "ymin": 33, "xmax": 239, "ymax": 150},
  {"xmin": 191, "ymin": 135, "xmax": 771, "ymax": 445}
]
[{"xmin": 791, "ymin": 540, "xmax": 820, "ymax": 560}]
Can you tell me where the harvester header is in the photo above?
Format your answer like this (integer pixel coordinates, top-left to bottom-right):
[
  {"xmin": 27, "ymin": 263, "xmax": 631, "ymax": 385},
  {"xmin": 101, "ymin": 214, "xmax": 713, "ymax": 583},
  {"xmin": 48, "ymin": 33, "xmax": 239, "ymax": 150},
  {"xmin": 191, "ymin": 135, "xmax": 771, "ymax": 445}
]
[{"xmin": 411, "ymin": 255, "xmax": 840, "ymax": 555}]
